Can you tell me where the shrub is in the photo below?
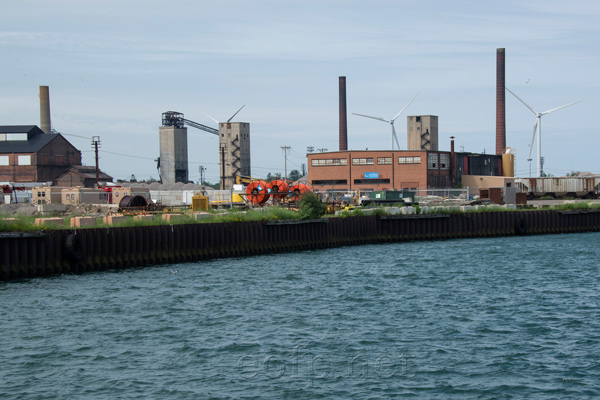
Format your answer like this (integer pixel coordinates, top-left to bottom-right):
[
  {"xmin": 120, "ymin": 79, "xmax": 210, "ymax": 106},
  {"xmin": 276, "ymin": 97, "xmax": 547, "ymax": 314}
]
[{"xmin": 298, "ymin": 192, "xmax": 327, "ymax": 219}]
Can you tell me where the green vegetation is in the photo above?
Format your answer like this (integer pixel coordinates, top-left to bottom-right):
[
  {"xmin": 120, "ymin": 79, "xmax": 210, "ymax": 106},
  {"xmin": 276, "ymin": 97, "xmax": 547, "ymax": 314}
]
[
  {"xmin": 0, "ymin": 213, "xmax": 40, "ymax": 232},
  {"xmin": 298, "ymin": 192, "xmax": 327, "ymax": 219},
  {"xmin": 2, "ymin": 201, "xmax": 600, "ymax": 232}
]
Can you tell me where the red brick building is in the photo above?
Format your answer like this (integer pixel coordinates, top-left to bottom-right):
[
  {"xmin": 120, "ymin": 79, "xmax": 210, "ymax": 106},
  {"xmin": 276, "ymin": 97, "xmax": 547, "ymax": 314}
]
[
  {"xmin": 54, "ymin": 165, "xmax": 113, "ymax": 188},
  {"xmin": 0, "ymin": 125, "xmax": 81, "ymax": 183},
  {"xmin": 307, "ymin": 150, "xmax": 501, "ymax": 191}
]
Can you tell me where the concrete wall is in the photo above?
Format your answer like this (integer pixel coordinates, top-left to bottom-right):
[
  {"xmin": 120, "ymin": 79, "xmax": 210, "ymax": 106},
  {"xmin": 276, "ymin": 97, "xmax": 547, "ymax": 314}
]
[
  {"xmin": 407, "ymin": 115, "xmax": 438, "ymax": 151},
  {"xmin": 218, "ymin": 122, "xmax": 250, "ymax": 189},
  {"xmin": 159, "ymin": 126, "xmax": 188, "ymax": 184},
  {"xmin": 462, "ymin": 175, "xmax": 515, "ymax": 190}
]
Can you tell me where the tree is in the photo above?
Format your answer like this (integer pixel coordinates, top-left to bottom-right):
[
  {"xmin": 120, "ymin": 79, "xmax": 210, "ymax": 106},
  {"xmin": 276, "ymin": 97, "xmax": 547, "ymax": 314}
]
[
  {"xmin": 265, "ymin": 172, "xmax": 282, "ymax": 182},
  {"xmin": 298, "ymin": 191, "xmax": 327, "ymax": 219},
  {"xmin": 288, "ymin": 169, "xmax": 302, "ymax": 182},
  {"xmin": 566, "ymin": 171, "xmax": 580, "ymax": 177},
  {"xmin": 203, "ymin": 182, "xmax": 220, "ymax": 190}
]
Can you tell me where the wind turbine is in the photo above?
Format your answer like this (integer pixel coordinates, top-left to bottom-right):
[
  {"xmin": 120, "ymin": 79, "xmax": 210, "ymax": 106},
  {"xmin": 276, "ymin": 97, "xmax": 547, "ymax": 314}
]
[
  {"xmin": 203, "ymin": 104, "xmax": 246, "ymax": 124},
  {"xmin": 506, "ymin": 87, "xmax": 581, "ymax": 177},
  {"xmin": 352, "ymin": 93, "xmax": 418, "ymax": 150}
]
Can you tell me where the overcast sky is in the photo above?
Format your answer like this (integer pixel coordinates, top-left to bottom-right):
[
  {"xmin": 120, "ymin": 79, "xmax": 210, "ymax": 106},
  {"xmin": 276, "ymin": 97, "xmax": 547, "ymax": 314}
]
[{"xmin": 2, "ymin": 0, "xmax": 599, "ymax": 182}]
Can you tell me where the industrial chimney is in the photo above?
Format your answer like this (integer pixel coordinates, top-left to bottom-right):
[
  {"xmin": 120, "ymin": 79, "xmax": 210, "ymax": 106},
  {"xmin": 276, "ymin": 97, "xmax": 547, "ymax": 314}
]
[
  {"xmin": 495, "ymin": 48, "xmax": 506, "ymax": 155},
  {"xmin": 339, "ymin": 76, "xmax": 348, "ymax": 151},
  {"xmin": 39, "ymin": 85, "xmax": 51, "ymax": 134}
]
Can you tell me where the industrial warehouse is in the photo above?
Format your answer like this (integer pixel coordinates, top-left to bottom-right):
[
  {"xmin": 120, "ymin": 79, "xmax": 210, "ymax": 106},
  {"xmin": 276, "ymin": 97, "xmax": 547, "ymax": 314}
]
[{"xmin": 1, "ymin": 48, "xmax": 599, "ymax": 213}]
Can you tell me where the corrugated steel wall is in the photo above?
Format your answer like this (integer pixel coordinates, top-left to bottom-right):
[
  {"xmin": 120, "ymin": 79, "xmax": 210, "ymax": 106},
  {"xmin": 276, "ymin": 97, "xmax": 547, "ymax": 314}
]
[{"xmin": 2, "ymin": 210, "xmax": 600, "ymax": 280}]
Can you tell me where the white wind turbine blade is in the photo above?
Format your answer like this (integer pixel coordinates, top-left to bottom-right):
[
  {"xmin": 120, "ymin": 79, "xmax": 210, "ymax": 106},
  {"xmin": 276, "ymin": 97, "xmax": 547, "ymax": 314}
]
[
  {"xmin": 202, "ymin": 111, "xmax": 219, "ymax": 124},
  {"xmin": 541, "ymin": 100, "xmax": 582, "ymax": 116},
  {"xmin": 528, "ymin": 120, "xmax": 538, "ymax": 160},
  {"xmin": 506, "ymin": 87, "xmax": 537, "ymax": 115},
  {"xmin": 352, "ymin": 112, "xmax": 389, "ymax": 123},
  {"xmin": 227, "ymin": 104, "xmax": 246, "ymax": 122},
  {"xmin": 392, "ymin": 123, "xmax": 401, "ymax": 150},
  {"xmin": 392, "ymin": 93, "xmax": 419, "ymax": 121}
]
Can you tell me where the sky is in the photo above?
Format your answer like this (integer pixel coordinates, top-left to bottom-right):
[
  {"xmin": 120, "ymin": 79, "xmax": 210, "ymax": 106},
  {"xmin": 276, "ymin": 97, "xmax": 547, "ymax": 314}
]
[{"xmin": 2, "ymin": 0, "xmax": 599, "ymax": 183}]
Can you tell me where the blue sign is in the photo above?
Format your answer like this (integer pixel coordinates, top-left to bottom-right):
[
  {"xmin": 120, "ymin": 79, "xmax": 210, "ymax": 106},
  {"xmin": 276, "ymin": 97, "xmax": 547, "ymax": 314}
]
[{"xmin": 364, "ymin": 172, "xmax": 379, "ymax": 179}]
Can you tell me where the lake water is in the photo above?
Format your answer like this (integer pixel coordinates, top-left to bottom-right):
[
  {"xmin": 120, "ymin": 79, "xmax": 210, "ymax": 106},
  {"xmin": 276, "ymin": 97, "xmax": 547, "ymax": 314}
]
[{"xmin": 1, "ymin": 232, "xmax": 599, "ymax": 399}]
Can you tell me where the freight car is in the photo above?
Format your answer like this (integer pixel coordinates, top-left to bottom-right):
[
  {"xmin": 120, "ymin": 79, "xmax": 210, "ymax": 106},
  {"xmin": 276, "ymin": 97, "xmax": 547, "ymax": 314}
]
[{"xmin": 515, "ymin": 177, "xmax": 600, "ymax": 199}]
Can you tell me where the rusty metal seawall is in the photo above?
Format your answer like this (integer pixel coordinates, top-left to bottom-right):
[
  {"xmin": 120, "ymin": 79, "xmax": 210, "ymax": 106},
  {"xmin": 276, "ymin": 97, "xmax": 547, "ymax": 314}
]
[{"xmin": 2, "ymin": 210, "xmax": 599, "ymax": 281}]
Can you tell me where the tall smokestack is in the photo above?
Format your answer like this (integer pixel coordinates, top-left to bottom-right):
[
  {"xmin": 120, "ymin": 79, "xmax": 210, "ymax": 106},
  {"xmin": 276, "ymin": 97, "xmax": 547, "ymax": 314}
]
[
  {"xmin": 339, "ymin": 76, "xmax": 348, "ymax": 151},
  {"xmin": 39, "ymin": 85, "xmax": 51, "ymax": 134},
  {"xmin": 496, "ymin": 48, "xmax": 506, "ymax": 155}
]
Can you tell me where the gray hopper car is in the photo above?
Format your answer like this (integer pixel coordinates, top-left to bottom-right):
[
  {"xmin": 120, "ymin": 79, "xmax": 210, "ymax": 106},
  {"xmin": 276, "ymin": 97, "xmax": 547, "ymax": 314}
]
[{"xmin": 515, "ymin": 177, "xmax": 600, "ymax": 199}]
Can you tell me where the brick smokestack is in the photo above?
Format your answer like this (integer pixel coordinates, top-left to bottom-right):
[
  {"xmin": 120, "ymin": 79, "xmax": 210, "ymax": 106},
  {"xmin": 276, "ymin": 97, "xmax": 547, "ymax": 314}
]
[
  {"xmin": 339, "ymin": 76, "xmax": 348, "ymax": 151},
  {"xmin": 39, "ymin": 85, "xmax": 51, "ymax": 134},
  {"xmin": 496, "ymin": 48, "xmax": 506, "ymax": 155}
]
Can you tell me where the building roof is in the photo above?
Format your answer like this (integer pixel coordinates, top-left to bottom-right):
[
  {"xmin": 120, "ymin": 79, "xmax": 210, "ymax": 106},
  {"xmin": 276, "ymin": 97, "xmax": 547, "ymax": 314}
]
[
  {"xmin": 0, "ymin": 125, "xmax": 59, "ymax": 154},
  {"xmin": 57, "ymin": 165, "xmax": 113, "ymax": 181}
]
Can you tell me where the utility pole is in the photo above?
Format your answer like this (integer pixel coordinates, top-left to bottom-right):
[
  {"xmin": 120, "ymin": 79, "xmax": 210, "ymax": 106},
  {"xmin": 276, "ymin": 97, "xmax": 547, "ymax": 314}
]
[
  {"xmin": 301, "ymin": 163, "xmax": 306, "ymax": 177},
  {"xmin": 199, "ymin": 165, "xmax": 206, "ymax": 185},
  {"xmin": 317, "ymin": 148, "xmax": 328, "ymax": 153},
  {"xmin": 281, "ymin": 146, "xmax": 291, "ymax": 180},
  {"xmin": 91, "ymin": 136, "xmax": 100, "ymax": 186}
]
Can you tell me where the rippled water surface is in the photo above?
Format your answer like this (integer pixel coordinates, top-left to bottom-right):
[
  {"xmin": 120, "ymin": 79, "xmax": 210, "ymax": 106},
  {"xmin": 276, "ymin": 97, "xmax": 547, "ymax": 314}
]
[{"xmin": 1, "ymin": 232, "xmax": 599, "ymax": 399}]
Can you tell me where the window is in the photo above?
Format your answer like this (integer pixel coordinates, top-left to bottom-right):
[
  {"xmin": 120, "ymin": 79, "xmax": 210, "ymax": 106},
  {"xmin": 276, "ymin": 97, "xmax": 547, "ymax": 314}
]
[
  {"xmin": 398, "ymin": 156, "xmax": 421, "ymax": 164},
  {"xmin": 377, "ymin": 157, "xmax": 392, "ymax": 165},
  {"xmin": 440, "ymin": 154, "xmax": 449, "ymax": 170},
  {"xmin": 311, "ymin": 158, "xmax": 347, "ymax": 167},
  {"xmin": 312, "ymin": 179, "xmax": 348, "ymax": 185},
  {"xmin": 17, "ymin": 155, "xmax": 31, "ymax": 166},
  {"xmin": 0, "ymin": 134, "xmax": 5, "ymax": 141},
  {"xmin": 7, "ymin": 133, "xmax": 27, "ymax": 141},
  {"xmin": 353, "ymin": 178, "xmax": 390, "ymax": 185},
  {"xmin": 352, "ymin": 158, "xmax": 374, "ymax": 165},
  {"xmin": 0, "ymin": 155, "xmax": 8, "ymax": 166},
  {"xmin": 427, "ymin": 153, "xmax": 438, "ymax": 170}
]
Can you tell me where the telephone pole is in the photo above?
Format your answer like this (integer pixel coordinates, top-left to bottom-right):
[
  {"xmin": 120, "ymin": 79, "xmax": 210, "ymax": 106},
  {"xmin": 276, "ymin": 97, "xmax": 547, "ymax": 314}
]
[
  {"xmin": 91, "ymin": 136, "xmax": 100, "ymax": 186},
  {"xmin": 281, "ymin": 146, "xmax": 291, "ymax": 180},
  {"xmin": 199, "ymin": 165, "xmax": 206, "ymax": 184}
]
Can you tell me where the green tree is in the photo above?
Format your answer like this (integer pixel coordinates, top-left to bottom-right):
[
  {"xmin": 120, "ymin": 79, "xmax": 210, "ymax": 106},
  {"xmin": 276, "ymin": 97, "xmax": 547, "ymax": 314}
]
[
  {"xmin": 265, "ymin": 172, "xmax": 282, "ymax": 182},
  {"xmin": 298, "ymin": 191, "xmax": 327, "ymax": 219},
  {"xmin": 203, "ymin": 181, "xmax": 220, "ymax": 189},
  {"xmin": 288, "ymin": 169, "xmax": 302, "ymax": 182}
]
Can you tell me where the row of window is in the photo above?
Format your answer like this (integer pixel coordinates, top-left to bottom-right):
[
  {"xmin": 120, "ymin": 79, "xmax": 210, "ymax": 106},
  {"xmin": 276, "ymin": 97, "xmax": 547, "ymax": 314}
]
[
  {"xmin": 0, "ymin": 155, "xmax": 30, "ymax": 166},
  {"xmin": 427, "ymin": 153, "xmax": 449, "ymax": 170},
  {"xmin": 398, "ymin": 156, "xmax": 421, "ymax": 164},
  {"xmin": 311, "ymin": 155, "xmax": 454, "ymax": 169},
  {"xmin": 312, "ymin": 157, "xmax": 423, "ymax": 167},
  {"xmin": 0, "ymin": 133, "xmax": 28, "ymax": 141},
  {"xmin": 312, "ymin": 179, "xmax": 392, "ymax": 185},
  {"xmin": 311, "ymin": 158, "xmax": 348, "ymax": 166}
]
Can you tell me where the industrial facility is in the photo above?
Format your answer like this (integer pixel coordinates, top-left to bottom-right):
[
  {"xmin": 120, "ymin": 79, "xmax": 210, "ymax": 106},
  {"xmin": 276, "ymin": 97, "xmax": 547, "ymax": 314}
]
[
  {"xmin": 307, "ymin": 55, "xmax": 515, "ymax": 192},
  {"xmin": 2, "ymin": 48, "xmax": 596, "ymax": 207},
  {"xmin": 158, "ymin": 108, "xmax": 250, "ymax": 189}
]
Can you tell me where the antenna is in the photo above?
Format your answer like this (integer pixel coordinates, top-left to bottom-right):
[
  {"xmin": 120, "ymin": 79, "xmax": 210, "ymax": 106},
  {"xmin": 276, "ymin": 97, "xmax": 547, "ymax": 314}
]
[
  {"xmin": 506, "ymin": 87, "xmax": 581, "ymax": 177},
  {"xmin": 352, "ymin": 93, "xmax": 418, "ymax": 150}
]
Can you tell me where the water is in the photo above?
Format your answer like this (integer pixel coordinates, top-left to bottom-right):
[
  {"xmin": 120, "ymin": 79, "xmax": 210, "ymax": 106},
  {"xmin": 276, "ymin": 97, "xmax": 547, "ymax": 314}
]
[{"xmin": 1, "ymin": 232, "xmax": 599, "ymax": 399}]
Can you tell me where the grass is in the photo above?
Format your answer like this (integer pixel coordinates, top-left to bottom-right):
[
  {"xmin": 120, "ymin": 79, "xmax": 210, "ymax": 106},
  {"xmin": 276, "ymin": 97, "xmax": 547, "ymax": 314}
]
[{"xmin": 2, "ymin": 202, "xmax": 599, "ymax": 232}]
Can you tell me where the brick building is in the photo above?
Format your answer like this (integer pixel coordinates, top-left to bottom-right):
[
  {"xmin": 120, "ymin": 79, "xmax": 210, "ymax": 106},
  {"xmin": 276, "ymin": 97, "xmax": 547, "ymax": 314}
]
[
  {"xmin": 307, "ymin": 150, "xmax": 501, "ymax": 191},
  {"xmin": 0, "ymin": 125, "xmax": 81, "ymax": 183},
  {"xmin": 54, "ymin": 165, "xmax": 113, "ymax": 188}
]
